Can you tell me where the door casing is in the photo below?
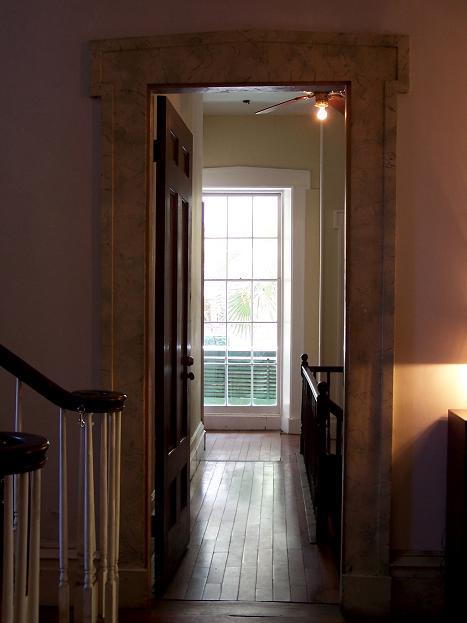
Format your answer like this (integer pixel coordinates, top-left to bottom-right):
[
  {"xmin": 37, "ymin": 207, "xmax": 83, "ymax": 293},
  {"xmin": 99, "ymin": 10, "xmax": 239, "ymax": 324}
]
[{"xmin": 90, "ymin": 31, "xmax": 409, "ymax": 616}]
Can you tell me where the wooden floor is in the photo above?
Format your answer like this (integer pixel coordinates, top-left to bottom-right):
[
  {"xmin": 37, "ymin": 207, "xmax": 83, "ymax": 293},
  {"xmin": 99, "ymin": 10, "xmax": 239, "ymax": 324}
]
[
  {"xmin": 43, "ymin": 431, "xmax": 442, "ymax": 622},
  {"xmin": 120, "ymin": 600, "xmax": 345, "ymax": 622},
  {"xmin": 163, "ymin": 431, "xmax": 338, "ymax": 603},
  {"xmin": 202, "ymin": 430, "xmax": 282, "ymax": 462}
]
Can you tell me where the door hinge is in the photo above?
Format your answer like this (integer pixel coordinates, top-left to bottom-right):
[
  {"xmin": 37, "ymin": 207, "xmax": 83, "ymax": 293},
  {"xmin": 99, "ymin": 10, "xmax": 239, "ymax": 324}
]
[
  {"xmin": 153, "ymin": 139, "xmax": 159, "ymax": 163},
  {"xmin": 151, "ymin": 513, "xmax": 156, "ymax": 537}
]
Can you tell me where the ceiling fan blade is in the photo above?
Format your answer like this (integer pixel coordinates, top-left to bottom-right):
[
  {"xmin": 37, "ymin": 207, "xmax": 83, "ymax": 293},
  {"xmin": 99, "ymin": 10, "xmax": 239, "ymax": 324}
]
[
  {"xmin": 255, "ymin": 94, "xmax": 314, "ymax": 115},
  {"xmin": 328, "ymin": 93, "xmax": 346, "ymax": 115}
]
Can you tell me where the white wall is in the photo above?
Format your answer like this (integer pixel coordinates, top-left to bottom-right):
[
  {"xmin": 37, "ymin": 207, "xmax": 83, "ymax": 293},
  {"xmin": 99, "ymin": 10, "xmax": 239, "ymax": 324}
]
[{"xmin": 1, "ymin": 0, "xmax": 467, "ymax": 556}]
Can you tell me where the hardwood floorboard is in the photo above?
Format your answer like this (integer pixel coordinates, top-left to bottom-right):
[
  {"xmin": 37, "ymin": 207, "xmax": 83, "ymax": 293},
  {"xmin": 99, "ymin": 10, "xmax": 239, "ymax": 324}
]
[
  {"xmin": 119, "ymin": 600, "xmax": 347, "ymax": 622},
  {"xmin": 163, "ymin": 433, "xmax": 338, "ymax": 604},
  {"xmin": 202, "ymin": 431, "xmax": 281, "ymax": 461},
  {"xmin": 47, "ymin": 600, "xmax": 442, "ymax": 623}
]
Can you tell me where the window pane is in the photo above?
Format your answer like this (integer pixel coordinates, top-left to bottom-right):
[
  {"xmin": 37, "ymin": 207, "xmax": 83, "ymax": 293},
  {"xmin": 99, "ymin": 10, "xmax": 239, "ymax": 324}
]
[
  {"xmin": 204, "ymin": 239, "xmax": 226, "ymax": 278},
  {"xmin": 252, "ymin": 323, "xmax": 277, "ymax": 352},
  {"xmin": 228, "ymin": 195, "xmax": 252, "ymax": 237},
  {"xmin": 227, "ymin": 281, "xmax": 251, "ymax": 322},
  {"xmin": 204, "ymin": 323, "xmax": 226, "ymax": 349},
  {"xmin": 228, "ymin": 239, "xmax": 252, "ymax": 279},
  {"xmin": 253, "ymin": 281, "xmax": 277, "ymax": 321},
  {"xmin": 204, "ymin": 363, "xmax": 226, "ymax": 406},
  {"xmin": 204, "ymin": 281, "xmax": 226, "ymax": 322},
  {"xmin": 227, "ymin": 323, "xmax": 251, "ymax": 352},
  {"xmin": 253, "ymin": 363, "xmax": 277, "ymax": 406},
  {"xmin": 228, "ymin": 364, "xmax": 251, "ymax": 406},
  {"xmin": 253, "ymin": 239, "xmax": 277, "ymax": 278},
  {"xmin": 253, "ymin": 195, "xmax": 278, "ymax": 237},
  {"xmin": 204, "ymin": 195, "xmax": 227, "ymax": 237}
]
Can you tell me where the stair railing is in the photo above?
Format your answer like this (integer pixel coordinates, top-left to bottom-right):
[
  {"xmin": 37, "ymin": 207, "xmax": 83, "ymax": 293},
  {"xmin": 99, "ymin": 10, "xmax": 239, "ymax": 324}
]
[
  {"xmin": 1, "ymin": 431, "xmax": 50, "ymax": 623},
  {"xmin": 300, "ymin": 353, "xmax": 343, "ymax": 561},
  {"xmin": 0, "ymin": 344, "xmax": 126, "ymax": 623}
]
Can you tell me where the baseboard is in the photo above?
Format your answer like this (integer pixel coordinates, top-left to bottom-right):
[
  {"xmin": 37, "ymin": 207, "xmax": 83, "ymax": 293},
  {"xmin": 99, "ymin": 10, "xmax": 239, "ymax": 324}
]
[
  {"xmin": 204, "ymin": 414, "xmax": 281, "ymax": 430},
  {"xmin": 190, "ymin": 420, "xmax": 205, "ymax": 477},
  {"xmin": 390, "ymin": 550, "xmax": 445, "ymax": 617},
  {"xmin": 341, "ymin": 573, "xmax": 392, "ymax": 617},
  {"xmin": 39, "ymin": 553, "xmax": 151, "ymax": 608},
  {"xmin": 287, "ymin": 417, "xmax": 301, "ymax": 434}
]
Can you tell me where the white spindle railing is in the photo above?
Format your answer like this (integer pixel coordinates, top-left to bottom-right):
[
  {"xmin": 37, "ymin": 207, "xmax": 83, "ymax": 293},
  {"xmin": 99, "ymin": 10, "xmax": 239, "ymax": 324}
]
[
  {"xmin": 58, "ymin": 408, "xmax": 123, "ymax": 623},
  {"xmin": 58, "ymin": 408, "xmax": 70, "ymax": 621},
  {"xmin": 0, "ymin": 345, "xmax": 126, "ymax": 623},
  {"xmin": 2, "ymin": 474, "xmax": 15, "ymax": 622},
  {"xmin": 1, "ymin": 432, "xmax": 48, "ymax": 623}
]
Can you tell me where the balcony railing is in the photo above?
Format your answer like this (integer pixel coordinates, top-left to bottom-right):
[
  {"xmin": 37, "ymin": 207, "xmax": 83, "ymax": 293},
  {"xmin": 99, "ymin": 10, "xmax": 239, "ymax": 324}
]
[{"xmin": 204, "ymin": 349, "xmax": 277, "ymax": 406}]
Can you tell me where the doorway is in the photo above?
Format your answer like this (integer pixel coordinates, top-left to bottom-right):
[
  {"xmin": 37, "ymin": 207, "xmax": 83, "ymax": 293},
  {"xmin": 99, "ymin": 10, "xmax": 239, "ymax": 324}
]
[
  {"xmin": 154, "ymin": 87, "xmax": 345, "ymax": 600},
  {"xmin": 91, "ymin": 30, "xmax": 407, "ymax": 616}
]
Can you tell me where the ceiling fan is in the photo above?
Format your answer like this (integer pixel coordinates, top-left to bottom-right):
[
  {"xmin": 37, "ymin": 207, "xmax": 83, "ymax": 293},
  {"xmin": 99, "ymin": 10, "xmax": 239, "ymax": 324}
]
[{"xmin": 255, "ymin": 90, "xmax": 346, "ymax": 120}]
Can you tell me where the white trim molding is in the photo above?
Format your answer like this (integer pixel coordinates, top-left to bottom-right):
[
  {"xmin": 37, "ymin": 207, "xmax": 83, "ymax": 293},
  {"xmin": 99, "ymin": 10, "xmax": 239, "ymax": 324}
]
[
  {"xmin": 390, "ymin": 550, "xmax": 445, "ymax": 617},
  {"xmin": 203, "ymin": 167, "xmax": 310, "ymax": 434},
  {"xmin": 190, "ymin": 421, "xmax": 205, "ymax": 477}
]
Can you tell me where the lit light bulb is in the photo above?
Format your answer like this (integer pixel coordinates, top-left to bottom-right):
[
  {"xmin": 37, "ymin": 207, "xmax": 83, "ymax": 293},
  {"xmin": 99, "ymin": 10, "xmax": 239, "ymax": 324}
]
[{"xmin": 316, "ymin": 105, "xmax": 328, "ymax": 121}]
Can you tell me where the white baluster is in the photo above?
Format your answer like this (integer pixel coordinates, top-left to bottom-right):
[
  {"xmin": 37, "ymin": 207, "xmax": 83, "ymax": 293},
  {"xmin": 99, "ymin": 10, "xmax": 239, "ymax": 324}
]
[
  {"xmin": 15, "ymin": 378, "xmax": 23, "ymax": 431},
  {"xmin": 82, "ymin": 413, "xmax": 97, "ymax": 623},
  {"xmin": 14, "ymin": 472, "xmax": 29, "ymax": 623},
  {"xmin": 98, "ymin": 414, "xmax": 109, "ymax": 619},
  {"xmin": 114, "ymin": 411, "xmax": 121, "ymax": 572},
  {"xmin": 2, "ymin": 475, "xmax": 14, "ymax": 623},
  {"xmin": 13, "ymin": 379, "xmax": 23, "ymax": 539},
  {"xmin": 105, "ymin": 411, "xmax": 121, "ymax": 623},
  {"xmin": 59, "ymin": 409, "xmax": 70, "ymax": 623},
  {"xmin": 28, "ymin": 469, "xmax": 42, "ymax": 623}
]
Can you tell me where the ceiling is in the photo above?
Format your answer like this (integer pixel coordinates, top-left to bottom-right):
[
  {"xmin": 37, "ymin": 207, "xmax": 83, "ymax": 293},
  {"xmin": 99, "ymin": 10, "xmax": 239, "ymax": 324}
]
[{"xmin": 202, "ymin": 89, "xmax": 319, "ymax": 116}]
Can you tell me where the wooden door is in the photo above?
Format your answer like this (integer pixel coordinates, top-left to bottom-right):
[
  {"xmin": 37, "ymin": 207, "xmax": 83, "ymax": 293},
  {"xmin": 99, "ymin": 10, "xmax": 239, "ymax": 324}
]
[{"xmin": 153, "ymin": 96, "xmax": 193, "ymax": 593}]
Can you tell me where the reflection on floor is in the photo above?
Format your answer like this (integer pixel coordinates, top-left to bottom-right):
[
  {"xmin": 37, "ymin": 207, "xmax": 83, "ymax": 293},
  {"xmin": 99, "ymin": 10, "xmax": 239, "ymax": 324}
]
[
  {"xmin": 203, "ymin": 430, "xmax": 282, "ymax": 462},
  {"xmin": 163, "ymin": 431, "xmax": 338, "ymax": 603}
]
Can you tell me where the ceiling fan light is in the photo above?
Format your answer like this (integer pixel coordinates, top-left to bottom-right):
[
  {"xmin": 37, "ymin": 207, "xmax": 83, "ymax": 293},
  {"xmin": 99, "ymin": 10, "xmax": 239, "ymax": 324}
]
[{"xmin": 316, "ymin": 106, "xmax": 328, "ymax": 120}]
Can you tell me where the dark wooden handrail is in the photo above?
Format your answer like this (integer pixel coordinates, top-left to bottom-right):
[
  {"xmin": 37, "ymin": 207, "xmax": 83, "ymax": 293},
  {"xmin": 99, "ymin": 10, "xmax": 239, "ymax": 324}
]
[
  {"xmin": 301, "ymin": 353, "xmax": 343, "ymax": 395},
  {"xmin": 0, "ymin": 344, "xmax": 126, "ymax": 413},
  {"xmin": 300, "ymin": 352, "xmax": 343, "ymax": 562}
]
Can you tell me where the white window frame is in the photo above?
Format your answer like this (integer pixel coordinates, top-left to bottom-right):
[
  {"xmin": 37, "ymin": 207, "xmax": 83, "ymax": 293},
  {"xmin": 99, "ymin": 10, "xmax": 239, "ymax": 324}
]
[
  {"xmin": 203, "ymin": 189, "xmax": 282, "ymax": 417},
  {"xmin": 203, "ymin": 167, "xmax": 310, "ymax": 432}
]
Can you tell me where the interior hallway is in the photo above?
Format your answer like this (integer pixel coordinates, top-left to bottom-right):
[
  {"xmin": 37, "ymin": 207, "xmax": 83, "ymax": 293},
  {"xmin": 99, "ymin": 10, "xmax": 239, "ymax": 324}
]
[{"xmin": 163, "ymin": 431, "xmax": 338, "ymax": 603}]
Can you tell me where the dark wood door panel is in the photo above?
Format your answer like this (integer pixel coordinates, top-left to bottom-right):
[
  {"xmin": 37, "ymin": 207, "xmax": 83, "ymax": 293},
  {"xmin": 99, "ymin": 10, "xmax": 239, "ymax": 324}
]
[{"xmin": 154, "ymin": 95, "xmax": 193, "ymax": 594}]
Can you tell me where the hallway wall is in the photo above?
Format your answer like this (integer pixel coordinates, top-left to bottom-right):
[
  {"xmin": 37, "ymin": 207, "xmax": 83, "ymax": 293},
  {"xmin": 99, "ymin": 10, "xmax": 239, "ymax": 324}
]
[
  {"xmin": 204, "ymin": 113, "xmax": 321, "ymax": 363},
  {"xmin": 1, "ymin": 0, "xmax": 467, "ymax": 564}
]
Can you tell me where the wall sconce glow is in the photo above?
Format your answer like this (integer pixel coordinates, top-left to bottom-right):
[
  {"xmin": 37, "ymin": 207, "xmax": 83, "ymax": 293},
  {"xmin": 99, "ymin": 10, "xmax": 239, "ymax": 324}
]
[{"xmin": 316, "ymin": 105, "xmax": 328, "ymax": 121}]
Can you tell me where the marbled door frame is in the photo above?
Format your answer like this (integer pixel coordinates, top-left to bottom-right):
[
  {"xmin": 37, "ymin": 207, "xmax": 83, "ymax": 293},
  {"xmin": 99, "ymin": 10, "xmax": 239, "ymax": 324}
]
[{"xmin": 90, "ymin": 31, "xmax": 409, "ymax": 614}]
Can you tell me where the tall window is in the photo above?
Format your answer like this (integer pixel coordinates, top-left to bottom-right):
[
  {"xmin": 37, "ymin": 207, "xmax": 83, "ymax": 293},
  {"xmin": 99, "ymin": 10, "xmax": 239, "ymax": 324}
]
[{"xmin": 203, "ymin": 192, "xmax": 281, "ymax": 411}]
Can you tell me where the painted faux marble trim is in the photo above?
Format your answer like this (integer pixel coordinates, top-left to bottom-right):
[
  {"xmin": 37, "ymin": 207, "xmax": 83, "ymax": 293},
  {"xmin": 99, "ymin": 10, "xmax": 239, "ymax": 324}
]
[{"xmin": 90, "ymin": 30, "xmax": 409, "ymax": 616}]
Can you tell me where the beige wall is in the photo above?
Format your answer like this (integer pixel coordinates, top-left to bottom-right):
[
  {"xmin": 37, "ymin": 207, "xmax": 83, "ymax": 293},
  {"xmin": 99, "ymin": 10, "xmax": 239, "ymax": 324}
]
[
  {"xmin": 1, "ymin": 0, "xmax": 467, "ymax": 558},
  {"xmin": 204, "ymin": 113, "xmax": 322, "ymax": 363}
]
